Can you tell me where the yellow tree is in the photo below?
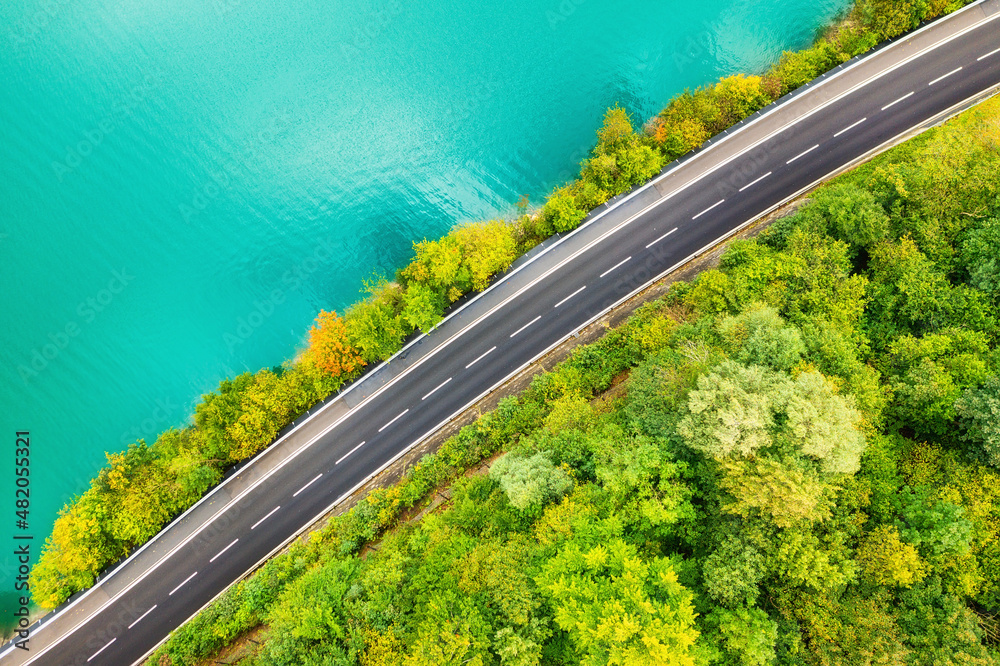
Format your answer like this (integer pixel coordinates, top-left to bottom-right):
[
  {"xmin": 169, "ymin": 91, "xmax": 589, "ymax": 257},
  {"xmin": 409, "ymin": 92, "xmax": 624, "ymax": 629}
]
[{"xmin": 453, "ymin": 221, "xmax": 517, "ymax": 292}]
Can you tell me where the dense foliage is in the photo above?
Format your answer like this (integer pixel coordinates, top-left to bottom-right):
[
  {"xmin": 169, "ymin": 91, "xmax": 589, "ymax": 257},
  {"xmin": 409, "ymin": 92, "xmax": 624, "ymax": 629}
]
[
  {"xmin": 30, "ymin": 0, "xmax": 977, "ymax": 611},
  {"xmin": 149, "ymin": 93, "xmax": 1000, "ymax": 664}
]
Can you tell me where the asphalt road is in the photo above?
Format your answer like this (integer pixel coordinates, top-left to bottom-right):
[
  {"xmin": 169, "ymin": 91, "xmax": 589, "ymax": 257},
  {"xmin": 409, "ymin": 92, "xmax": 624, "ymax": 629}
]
[{"xmin": 8, "ymin": 3, "xmax": 1000, "ymax": 664}]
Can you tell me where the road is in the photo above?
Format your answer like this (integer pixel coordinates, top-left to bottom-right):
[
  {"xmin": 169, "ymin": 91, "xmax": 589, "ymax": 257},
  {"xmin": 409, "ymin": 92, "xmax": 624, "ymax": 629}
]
[{"xmin": 6, "ymin": 1, "xmax": 1000, "ymax": 664}]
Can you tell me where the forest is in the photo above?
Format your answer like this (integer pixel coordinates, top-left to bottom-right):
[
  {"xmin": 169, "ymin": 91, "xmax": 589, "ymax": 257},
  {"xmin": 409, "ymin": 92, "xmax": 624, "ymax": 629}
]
[
  {"xmin": 144, "ymin": 85, "xmax": 1000, "ymax": 664},
  {"xmin": 27, "ymin": 0, "xmax": 977, "ymax": 632}
]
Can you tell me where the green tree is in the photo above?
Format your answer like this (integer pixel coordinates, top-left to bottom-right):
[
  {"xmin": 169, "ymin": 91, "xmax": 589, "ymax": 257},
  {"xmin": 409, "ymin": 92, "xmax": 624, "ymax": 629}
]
[
  {"xmin": 536, "ymin": 536, "xmax": 699, "ymax": 666},
  {"xmin": 677, "ymin": 361, "xmax": 791, "ymax": 459},
  {"xmin": 800, "ymin": 183, "xmax": 891, "ymax": 249},
  {"xmin": 224, "ymin": 369, "xmax": 301, "ymax": 461},
  {"xmin": 897, "ymin": 580, "xmax": 994, "ymax": 665},
  {"xmin": 959, "ymin": 217, "xmax": 1000, "ymax": 299},
  {"xmin": 345, "ymin": 286, "xmax": 408, "ymax": 364},
  {"xmin": 29, "ymin": 489, "xmax": 114, "ymax": 608},
  {"xmin": 857, "ymin": 524, "xmax": 925, "ymax": 588},
  {"xmin": 401, "ymin": 282, "xmax": 446, "ymax": 332},
  {"xmin": 785, "ymin": 371, "xmax": 866, "ymax": 475},
  {"xmin": 702, "ymin": 606, "xmax": 778, "ymax": 666},
  {"xmin": 403, "ymin": 597, "xmax": 491, "ymax": 666},
  {"xmin": 717, "ymin": 305, "xmax": 806, "ymax": 372},
  {"xmin": 773, "ymin": 528, "xmax": 857, "ymax": 593},
  {"xmin": 194, "ymin": 372, "xmax": 257, "ymax": 460},
  {"xmin": 891, "ymin": 358, "xmax": 962, "ymax": 436},
  {"xmin": 588, "ymin": 426, "xmax": 694, "ymax": 539},
  {"xmin": 858, "ymin": 0, "xmax": 930, "ymax": 41},
  {"xmin": 582, "ymin": 106, "xmax": 663, "ymax": 196},
  {"xmin": 402, "ymin": 235, "xmax": 466, "ymax": 294},
  {"xmin": 893, "ymin": 487, "xmax": 973, "ymax": 560},
  {"xmin": 453, "ymin": 220, "xmax": 518, "ymax": 292},
  {"xmin": 702, "ymin": 534, "xmax": 768, "ymax": 607},
  {"xmin": 595, "ymin": 106, "xmax": 634, "ymax": 151},
  {"xmin": 882, "ymin": 326, "xmax": 993, "ymax": 436},
  {"xmin": 720, "ymin": 457, "xmax": 835, "ymax": 528},
  {"xmin": 490, "ymin": 451, "xmax": 572, "ymax": 512},
  {"xmin": 541, "ymin": 188, "xmax": 587, "ymax": 233},
  {"xmin": 955, "ymin": 376, "xmax": 1000, "ymax": 467},
  {"xmin": 866, "ymin": 238, "xmax": 996, "ymax": 341},
  {"xmin": 713, "ymin": 75, "xmax": 772, "ymax": 128}
]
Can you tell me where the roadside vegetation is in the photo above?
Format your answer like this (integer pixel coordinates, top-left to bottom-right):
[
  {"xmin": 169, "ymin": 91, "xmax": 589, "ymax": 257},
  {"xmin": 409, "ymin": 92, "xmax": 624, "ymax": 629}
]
[
  {"xmin": 29, "ymin": 0, "xmax": 977, "ymax": 614},
  {"xmin": 148, "ymin": 94, "xmax": 1000, "ymax": 664}
]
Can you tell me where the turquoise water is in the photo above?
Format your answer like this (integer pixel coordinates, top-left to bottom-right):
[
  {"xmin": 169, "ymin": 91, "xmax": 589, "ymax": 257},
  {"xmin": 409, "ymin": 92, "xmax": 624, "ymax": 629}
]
[{"xmin": 0, "ymin": 0, "xmax": 849, "ymax": 624}]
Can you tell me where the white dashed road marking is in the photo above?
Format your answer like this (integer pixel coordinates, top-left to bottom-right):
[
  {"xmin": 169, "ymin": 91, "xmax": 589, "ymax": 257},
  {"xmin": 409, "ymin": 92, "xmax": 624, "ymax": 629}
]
[
  {"xmin": 645, "ymin": 227, "xmax": 677, "ymax": 248},
  {"xmin": 127, "ymin": 605, "xmax": 157, "ymax": 630},
  {"xmin": 422, "ymin": 378, "xmax": 453, "ymax": 400},
  {"xmin": 882, "ymin": 91, "xmax": 914, "ymax": 110},
  {"xmin": 209, "ymin": 539, "xmax": 239, "ymax": 563},
  {"xmin": 787, "ymin": 144, "xmax": 820, "ymax": 164},
  {"xmin": 378, "ymin": 409, "xmax": 409, "ymax": 432},
  {"xmin": 88, "ymin": 638, "xmax": 116, "ymax": 662},
  {"xmin": 599, "ymin": 257, "xmax": 631, "ymax": 278},
  {"xmin": 251, "ymin": 506, "xmax": 280, "ymax": 530},
  {"xmin": 692, "ymin": 199, "xmax": 725, "ymax": 220},
  {"xmin": 929, "ymin": 67, "xmax": 962, "ymax": 85},
  {"xmin": 834, "ymin": 117, "xmax": 867, "ymax": 137},
  {"xmin": 465, "ymin": 346, "xmax": 497, "ymax": 369},
  {"xmin": 293, "ymin": 474, "xmax": 322, "ymax": 498},
  {"xmin": 554, "ymin": 286, "xmax": 586, "ymax": 308},
  {"xmin": 509, "ymin": 317, "xmax": 542, "ymax": 338},
  {"xmin": 169, "ymin": 571, "xmax": 198, "ymax": 596},
  {"xmin": 739, "ymin": 172, "xmax": 772, "ymax": 192},
  {"xmin": 336, "ymin": 441, "xmax": 366, "ymax": 465}
]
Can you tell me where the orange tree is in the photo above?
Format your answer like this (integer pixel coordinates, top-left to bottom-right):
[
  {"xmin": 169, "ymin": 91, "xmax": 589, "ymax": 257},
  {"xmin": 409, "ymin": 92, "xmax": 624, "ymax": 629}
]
[{"xmin": 307, "ymin": 310, "xmax": 364, "ymax": 377}]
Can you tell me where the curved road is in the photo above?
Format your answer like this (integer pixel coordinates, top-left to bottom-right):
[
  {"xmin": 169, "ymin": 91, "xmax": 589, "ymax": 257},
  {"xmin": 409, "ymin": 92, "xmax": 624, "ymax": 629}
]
[{"xmin": 6, "ymin": 2, "xmax": 1000, "ymax": 664}]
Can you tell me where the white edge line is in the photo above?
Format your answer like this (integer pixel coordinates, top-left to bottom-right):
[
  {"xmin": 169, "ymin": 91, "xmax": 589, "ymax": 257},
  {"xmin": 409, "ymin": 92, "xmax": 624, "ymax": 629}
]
[
  {"xmin": 87, "ymin": 638, "xmax": 116, "ymax": 662},
  {"xmin": 787, "ymin": 144, "xmax": 820, "ymax": 164},
  {"xmin": 422, "ymin": 377, "xmax": 453, "ymax": 400},
  {"xmin": 378, "ymin": 408, "xmax": 410, "ymax": 432},
  {"xmin": 125, "ymin": 83, "xmax": 1000, "ymax": 666},
  {"xmin": 209, "ymin": 539, "xmax": 239, "ymax": 564},
  {"xmin": 554, "ymin": 286, "xmax": 586, "ymax": 308},
  {"xmin": 168, "ymin": 572, "xmax": 197, "ymax": 597},
  {"xmin": 509, "ymin": 316, "xmax": 542, "ymax": 338},
  {"xmin": 645, "ymin": 227, "xmax": 677, "ymax": 248},
  {"xmin": 882, "ymin": 91, "xmax": 914, "ymax": 110},
  {"xmin": 979, "ymin": 47, "xmax": 1000, "ymax": 61},
  {"xmin": 599, "ymin": 257, "xmax": 632, "ymax": 279},
  {"xmin": 834, "ymin": 117, "xmax": 867, "ymax": 137},
  {"xmin": 465, "ymin": 346, "xmax": 497, "ymax": 369},
  {"xmin": 335, "ymin": 440, "xmax": 366, "ymax": 465},
  {"xmin": 292, "ymin": 474, "xmax": 323, "ymax": 498},
  {"xmin": 929, "ymin": 66, "xmax": 963, "ymax": 85},
  {"xmin": 20, "ymin": 6, "xmax": 1000, "ymax": 662},
  {"xmin": 250, "ymin": 507, "xmax": 279, "ymax": 531},
  {"xmin": 738, "ymin": 171, "xmax": 772, "ymax": 192},
  {"xmin": 126, "ymin": 605, "xmax": 157, "ymax": 631}
]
